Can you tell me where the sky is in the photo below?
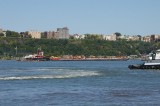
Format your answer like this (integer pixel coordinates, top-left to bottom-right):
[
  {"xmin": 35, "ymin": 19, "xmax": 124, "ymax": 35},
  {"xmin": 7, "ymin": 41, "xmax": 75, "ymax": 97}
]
[{"xmin": 0, "ymin": 0, "xmax": 160, "ymax": 35}]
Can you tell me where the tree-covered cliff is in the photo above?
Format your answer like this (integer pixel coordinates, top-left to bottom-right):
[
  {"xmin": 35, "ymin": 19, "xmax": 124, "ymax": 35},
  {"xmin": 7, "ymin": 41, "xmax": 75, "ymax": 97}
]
[{"xmin": 0, "ymin": 37, "xmax": 159, "ymax": 58}]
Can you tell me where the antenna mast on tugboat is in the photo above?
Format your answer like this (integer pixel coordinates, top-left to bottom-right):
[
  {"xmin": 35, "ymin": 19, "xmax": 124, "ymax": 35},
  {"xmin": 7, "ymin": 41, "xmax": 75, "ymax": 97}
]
[{"xmin": 37, "ymin": 46, "xmax": 41, "ymax": 55}]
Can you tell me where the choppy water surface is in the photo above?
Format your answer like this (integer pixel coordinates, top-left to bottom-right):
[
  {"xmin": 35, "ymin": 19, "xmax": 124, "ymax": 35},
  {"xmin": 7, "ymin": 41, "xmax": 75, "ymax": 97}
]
[{"xmin": 0, "ymin": 60, "xmax": 160, "ymax": 106}]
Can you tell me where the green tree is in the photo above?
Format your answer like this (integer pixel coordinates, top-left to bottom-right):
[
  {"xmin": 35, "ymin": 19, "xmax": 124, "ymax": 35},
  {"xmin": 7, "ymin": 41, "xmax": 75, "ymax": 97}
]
[
  {"xmin": 41, "ymin": 32, "xmax": 47, "ymax": 38},
  {"xmin": 0, "ymin": 33, "xmax": 4, "ymax": 37},
  {"xmin": 114, "ymin": 32, "xmax": 122, "ymax": 36},
  {"xmin": 6, "ymin": 30, "xmax": 20, "ymax": 37}
]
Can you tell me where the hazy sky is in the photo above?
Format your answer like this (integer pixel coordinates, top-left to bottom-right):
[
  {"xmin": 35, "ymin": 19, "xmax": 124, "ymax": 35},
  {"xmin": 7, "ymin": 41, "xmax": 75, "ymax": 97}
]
[{"xmin": 1, "ymin": 0, "xmax": 160, "ymax": 35}]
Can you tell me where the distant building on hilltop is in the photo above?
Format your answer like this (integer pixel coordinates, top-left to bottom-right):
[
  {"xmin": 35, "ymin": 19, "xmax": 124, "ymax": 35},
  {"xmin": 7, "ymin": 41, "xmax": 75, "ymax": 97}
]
[
  {"xmin": 56, "ymin": 27, "xmax": 69, "ymax": 39},
  {"xmin": 150, "ymin": 34, "xmax": 160, "ymax": 42},
  {"xmin": 47, "ymin": 31, "xmax": 58, "ymax": 39},
  {"xmin": 46, "ymin": 27, "xmax": 69, "ymax": 39},
  {"xmin": 47, "ymin": 31, "xmax": 54, "ymax": 39},
  {"xmin": 142, "ymin": 36, "xmax": 151, "ymax": 42},
  {"xmin": 0, "ymin": 28, "xmax": 3, "ymax": 33},
  {"xmin": 28, "ymin": 31, "xmax": 41, "ymax": 39},
  {"xmin": 103, "ymin": 34, "xmax": 116, "ymax": 41},
  {"xmin": 0, "ymin": 28, "xmax": 6, "ymax": 37},
  {"xmin": 72, "ymin": 34, "xmax": 85, "ymax": 39},
  {"xmin": 125, "ymin": 35, "xmax": 141, "ymax": 41}
]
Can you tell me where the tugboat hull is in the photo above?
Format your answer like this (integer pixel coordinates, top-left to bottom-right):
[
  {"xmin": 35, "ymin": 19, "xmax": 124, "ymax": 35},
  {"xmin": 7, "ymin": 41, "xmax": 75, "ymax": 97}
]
[{"xmin": 128, "ymin": 64, "xmax": 160, "ymax": 69}]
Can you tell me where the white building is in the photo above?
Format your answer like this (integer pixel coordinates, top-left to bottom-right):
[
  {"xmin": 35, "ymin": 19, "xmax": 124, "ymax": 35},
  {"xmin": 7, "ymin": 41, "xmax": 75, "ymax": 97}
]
[
  {"xmin": 103, "ymin": 34, "xmax": 116, "ymax": 41},
  {"xmin": 73, "ymin": 34, "xmax": 85, "ymax": 39},
  {"xmin": 0, "ymin": 29, "xmax": 6, "ymax": 37}
]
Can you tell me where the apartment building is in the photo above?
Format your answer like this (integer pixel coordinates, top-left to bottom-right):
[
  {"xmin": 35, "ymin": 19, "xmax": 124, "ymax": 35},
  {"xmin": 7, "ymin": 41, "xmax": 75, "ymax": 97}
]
[
  {"xmin": 151, "ymin": 34, "xmax": 160, "ymax": 42},
  {"xmin": 47, "ymin": 31, "xmax": 54, "ymax": 39},
  {"xmin": 47, "ymin": 31, "xmax": 59, "ymax": 39},
  {"xmin": 28, "ymin": 31, "xmax": 41, "ymax": 39},
  {"xmin": 142, "ymin": 36, "xmax": 151, "ymax": 42},
  {"xmin": 56, "ymin": 27, "xmax": 69, "ymax": 39}
]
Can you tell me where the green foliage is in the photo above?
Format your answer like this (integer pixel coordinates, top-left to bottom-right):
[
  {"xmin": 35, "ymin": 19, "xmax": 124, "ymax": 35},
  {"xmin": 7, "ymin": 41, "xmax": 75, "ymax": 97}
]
[
  {"xmin": 0, "ymin": 37, "xmax": 158, "ymax": 57},
  {"xmin": 84, "ymin": 34, "xmax": 103, "ymax": 40},
  {"xmin": 41, "ymin": 32, "xmax": 47, "ymax": 38},
  {"xmin": 0, "ymin": 33, "xmax": 4, "ymax": 37},
  {"xmin": 6, "ymin": 30, "xmax": 20, "ymax": 37},
  {"xmin": 114, "ymin": 32, "xmax": 121, "ymax": 37}
]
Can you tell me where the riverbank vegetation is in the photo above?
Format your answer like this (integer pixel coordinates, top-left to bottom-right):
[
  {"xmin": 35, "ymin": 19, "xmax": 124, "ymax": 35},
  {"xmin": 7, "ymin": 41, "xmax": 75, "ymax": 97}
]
[{"xmin": 0, "ymin": 37, "xmax": 159, "ymax": 59}]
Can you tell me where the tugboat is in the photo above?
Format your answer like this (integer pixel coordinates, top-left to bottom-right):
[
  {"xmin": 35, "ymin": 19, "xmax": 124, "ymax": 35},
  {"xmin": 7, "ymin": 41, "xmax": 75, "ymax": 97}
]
[
  {"xmin": 21, "ymin": 48, "xmax": 50, "ymax": 61},
  {"xmin": 128, "ymin": 49, "xmax": 160, "ymax": 69}
]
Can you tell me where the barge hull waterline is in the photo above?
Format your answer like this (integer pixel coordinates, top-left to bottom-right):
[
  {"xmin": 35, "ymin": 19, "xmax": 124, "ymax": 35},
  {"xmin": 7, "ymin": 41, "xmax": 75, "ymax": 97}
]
[{"xmin": 128, "ymin": 64, "xmax": 160, "ymax": 70}]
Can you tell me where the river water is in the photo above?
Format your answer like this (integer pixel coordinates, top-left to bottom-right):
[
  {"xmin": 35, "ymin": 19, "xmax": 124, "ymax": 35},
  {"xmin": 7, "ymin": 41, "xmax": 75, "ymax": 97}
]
[{"xmin": 0, "ymin": 60, "xmax": 160, "ymax": 106}]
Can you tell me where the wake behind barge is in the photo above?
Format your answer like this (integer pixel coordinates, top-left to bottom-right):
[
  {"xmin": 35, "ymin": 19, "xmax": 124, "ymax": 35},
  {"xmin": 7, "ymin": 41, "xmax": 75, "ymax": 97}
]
[{"xmin": 128, "ymin": 49, "xmax": 160, "ymax": 70}]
